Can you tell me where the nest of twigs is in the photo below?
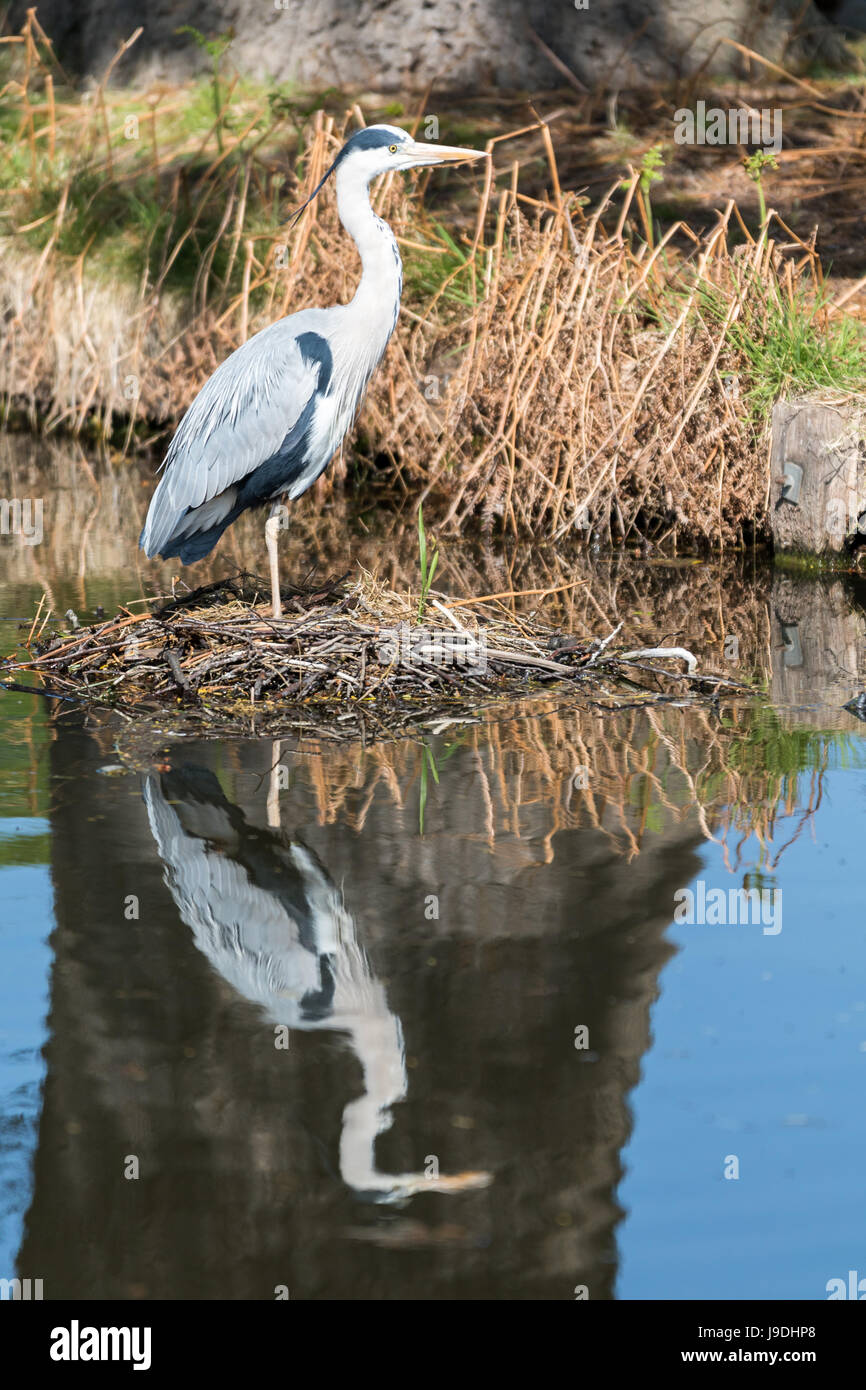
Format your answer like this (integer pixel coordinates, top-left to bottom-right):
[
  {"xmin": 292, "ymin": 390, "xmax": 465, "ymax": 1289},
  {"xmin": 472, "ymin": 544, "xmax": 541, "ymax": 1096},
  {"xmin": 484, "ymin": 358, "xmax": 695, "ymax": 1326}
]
[{"xmin": 1, "ymin": 570, "xmax": 750, "ymax": 741}]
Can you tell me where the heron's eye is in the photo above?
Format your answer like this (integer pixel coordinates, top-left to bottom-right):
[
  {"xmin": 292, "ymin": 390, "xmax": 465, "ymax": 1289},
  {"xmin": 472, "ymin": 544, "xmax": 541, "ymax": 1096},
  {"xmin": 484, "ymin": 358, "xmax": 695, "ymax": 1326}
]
[{"xmin": 389, "ymin": 144, "xmax": 398, "ymax": 153}]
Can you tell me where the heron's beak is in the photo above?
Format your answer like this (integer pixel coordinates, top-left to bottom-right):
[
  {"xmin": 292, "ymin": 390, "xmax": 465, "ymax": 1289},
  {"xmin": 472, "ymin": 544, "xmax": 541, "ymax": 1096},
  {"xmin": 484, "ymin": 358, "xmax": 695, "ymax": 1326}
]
[{"xmin": 403, "ymin": 140, "xmax": 489, "ymax": 168}]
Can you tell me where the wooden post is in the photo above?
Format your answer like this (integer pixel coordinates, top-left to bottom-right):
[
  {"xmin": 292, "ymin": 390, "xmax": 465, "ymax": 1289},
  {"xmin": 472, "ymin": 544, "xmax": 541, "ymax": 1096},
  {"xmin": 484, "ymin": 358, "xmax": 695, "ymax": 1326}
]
[
  {"xmin": 770, "ymin": 572, "xmax": 866, "ymax": 716},
  {"xmin": 769, "ymin": 399, "xmax": 866, "ymax": 556}
]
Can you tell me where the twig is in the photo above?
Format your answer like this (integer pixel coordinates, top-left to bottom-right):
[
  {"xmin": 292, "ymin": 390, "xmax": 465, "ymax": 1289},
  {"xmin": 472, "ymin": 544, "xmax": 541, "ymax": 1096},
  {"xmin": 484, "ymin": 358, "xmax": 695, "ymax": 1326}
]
[
  {"xmin": 585, "ymin": 621, "xmax": 624, "ymax": 666},
  {"xmin": 616, "ymin": 646, "xmax": 699, "ymax": 675}
]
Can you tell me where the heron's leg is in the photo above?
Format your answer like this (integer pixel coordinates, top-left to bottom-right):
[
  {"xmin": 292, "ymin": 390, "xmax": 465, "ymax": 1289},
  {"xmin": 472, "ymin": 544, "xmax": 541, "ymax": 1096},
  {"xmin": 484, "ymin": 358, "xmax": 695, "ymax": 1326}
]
[
  {"xmin": 265, "ymin": 502, "xmax": 285, "ymax": 619},
  {"xmin": 267, "ymin": 739, "xmax": 282, "ymax": 829}
]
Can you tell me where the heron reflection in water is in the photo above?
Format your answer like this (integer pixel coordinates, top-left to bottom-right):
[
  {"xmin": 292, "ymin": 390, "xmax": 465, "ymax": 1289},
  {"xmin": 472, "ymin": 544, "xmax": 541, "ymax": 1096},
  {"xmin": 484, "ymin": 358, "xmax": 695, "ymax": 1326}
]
[{"xmin": 143, "ymin": 760, "xmax": 489, "ymax": 1202}]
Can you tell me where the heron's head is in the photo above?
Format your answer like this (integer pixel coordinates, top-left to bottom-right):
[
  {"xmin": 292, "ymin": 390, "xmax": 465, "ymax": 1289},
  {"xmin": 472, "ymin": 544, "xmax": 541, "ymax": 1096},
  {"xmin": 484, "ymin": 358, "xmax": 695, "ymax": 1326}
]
[{"xmin": 291, "ymin": 124, "xmax": 487, "ymax": 223}]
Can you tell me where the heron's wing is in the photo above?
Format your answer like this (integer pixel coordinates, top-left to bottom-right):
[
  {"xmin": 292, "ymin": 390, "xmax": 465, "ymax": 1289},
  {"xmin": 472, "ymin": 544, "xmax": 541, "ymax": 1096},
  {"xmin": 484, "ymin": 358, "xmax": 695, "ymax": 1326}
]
[
  {"xmin": 142, "ymin": 775, "xmax": 321, "ymax": 1007},
  {"xmin": 141, "ymin": 316, "xmax": 331, "ymax": 555}
]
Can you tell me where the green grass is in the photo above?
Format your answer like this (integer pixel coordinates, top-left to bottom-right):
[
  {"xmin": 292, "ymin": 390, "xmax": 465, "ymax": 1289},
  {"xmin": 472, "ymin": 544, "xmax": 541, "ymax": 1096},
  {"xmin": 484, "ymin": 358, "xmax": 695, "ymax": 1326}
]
[
  {"xmin": 416, "ymin": 502, "xmax": 439, "ymax": 618},
  {"xmin": 627, "ymin": 249, "xmax": 866, "ymax": 431},
  {"xmin": 802, "ymin": 36, "xmax": 866, "ymax": 82},
  {"xmin": 1, "ymin": 77, "xmax": 285, "ymax": 291},
  {"xmin": 402, "ymin": 222, "xmax": 476, "ymax": 307},
  {"xmin": 717, "ymin": 704, "xmax": 865, "ymax": 781},
  {"xmin": 698, "ymin": 277, "xmax": 866, "ymax": 426},
  {"xmin": 417, "ymin": 742, "xmax": 438, "ymax": 834},
  {"xmin": 729, "ymin": 289, "xmax": 866, "ymax": 423},
  {"xmin": 615, "ymin": 702, "xmax": 863, "ymax": 844}
]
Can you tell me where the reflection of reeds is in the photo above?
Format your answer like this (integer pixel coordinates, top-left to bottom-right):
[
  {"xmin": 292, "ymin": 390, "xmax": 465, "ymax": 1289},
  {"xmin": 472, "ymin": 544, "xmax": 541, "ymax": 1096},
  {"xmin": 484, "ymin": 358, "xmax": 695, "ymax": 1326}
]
[
  {"xmin": 212, "ymin": 698, "xmax": 855, "ymax": 875},
  {"xmin": 0, "ymin": 18, "xmax": 848, "ymax": 547}
]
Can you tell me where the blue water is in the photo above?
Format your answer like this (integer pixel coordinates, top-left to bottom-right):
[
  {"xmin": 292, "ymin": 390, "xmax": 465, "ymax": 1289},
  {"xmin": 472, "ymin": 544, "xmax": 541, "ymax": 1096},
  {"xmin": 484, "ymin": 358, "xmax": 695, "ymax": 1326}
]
[
  {"xmin": 0, "ymin": 825, "xmax": 53, "ymax": 1282},
  {"xmin": 618, "ymin": 767, "xmax": 866, "ymax": 1300},
  {"xmin": 1, "ymin": 685, "xmax": 864, "ymax": 1297}
]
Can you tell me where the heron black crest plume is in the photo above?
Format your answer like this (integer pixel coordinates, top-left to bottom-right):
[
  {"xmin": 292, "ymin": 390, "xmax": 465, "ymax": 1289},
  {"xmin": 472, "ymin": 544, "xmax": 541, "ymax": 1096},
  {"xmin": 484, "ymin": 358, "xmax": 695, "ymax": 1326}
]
[
  {"xmin": 288, "ymin": 157, "xmax": 338, "ymax": 228},
  {"xmin": 139, "ymin": 123, "xmax": 488, "ymax": 619},
  {"xmin": 290, "ymin": 127, "xmax": 420, "ymax": 226}
]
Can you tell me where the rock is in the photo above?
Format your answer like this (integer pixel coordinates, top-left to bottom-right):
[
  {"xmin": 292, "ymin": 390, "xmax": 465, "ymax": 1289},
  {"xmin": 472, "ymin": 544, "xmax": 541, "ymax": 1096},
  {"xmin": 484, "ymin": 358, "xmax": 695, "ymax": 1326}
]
[
  {"xmin": 829, "ymin": 0, "xmax": 866, "ymax": 33},
  {"xmin": 6, "ymin": 0, "xmax": 850, "ymax": 92}
]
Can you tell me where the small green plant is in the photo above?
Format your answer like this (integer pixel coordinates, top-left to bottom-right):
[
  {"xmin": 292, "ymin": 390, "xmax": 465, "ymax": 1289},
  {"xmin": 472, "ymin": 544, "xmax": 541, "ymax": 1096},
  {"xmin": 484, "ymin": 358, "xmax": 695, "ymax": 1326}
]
[
  {"xmin": 743, "ymin": 149, "xmax": 779, "ymax": 231},
  {"xmin": 416, "ymin": 735, "xmax": 468, "ymax": 834},
  {"xmin": 416, "ymin": 503, "xmax": 439, "ymax": 618},
  {"xmin": 418, "ymin": 743, "xmax": 440, "ymax": 834},
  {"xmin": 625, "ymin": 143, "xmax": 665, "ymax": 249},
  {"xmin": 176, "ymin": 26, "xmax": 235, "ymax": 153}
]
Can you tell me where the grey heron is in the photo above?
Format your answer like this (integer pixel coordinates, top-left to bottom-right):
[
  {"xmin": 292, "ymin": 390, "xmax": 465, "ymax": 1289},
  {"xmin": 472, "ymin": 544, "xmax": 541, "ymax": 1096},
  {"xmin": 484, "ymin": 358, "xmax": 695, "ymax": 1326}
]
[
  {"xmin": 139, "ymin": 124, "xmax": 488, "ymax": 617},
  {"xmin": 143, "ymin": 761, "xmax": 490, "ymax": 1201}
]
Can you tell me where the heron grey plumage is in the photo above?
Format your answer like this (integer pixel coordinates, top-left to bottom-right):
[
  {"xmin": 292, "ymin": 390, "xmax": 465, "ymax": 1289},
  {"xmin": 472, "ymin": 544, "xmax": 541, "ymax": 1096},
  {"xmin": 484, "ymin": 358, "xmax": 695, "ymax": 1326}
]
[{"xmin": 139, "ymin": 124, "xmax": 488, "ymax": 617}]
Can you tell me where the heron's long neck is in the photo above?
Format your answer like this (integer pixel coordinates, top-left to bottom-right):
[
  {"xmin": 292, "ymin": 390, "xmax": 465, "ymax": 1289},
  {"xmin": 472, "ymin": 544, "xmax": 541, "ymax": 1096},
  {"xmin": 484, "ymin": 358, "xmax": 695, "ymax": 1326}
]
[{"xmin": 336, "ymin": 169, "xmax": 403, "ymax": 337}]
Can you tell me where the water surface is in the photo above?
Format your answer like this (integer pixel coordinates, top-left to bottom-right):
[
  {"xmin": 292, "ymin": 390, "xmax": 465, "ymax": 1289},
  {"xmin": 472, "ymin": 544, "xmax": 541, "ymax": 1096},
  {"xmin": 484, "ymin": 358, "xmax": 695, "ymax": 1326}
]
[{"xmin": 1, "ymin": 438, "xmax": 865, "ymax": 1300}]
